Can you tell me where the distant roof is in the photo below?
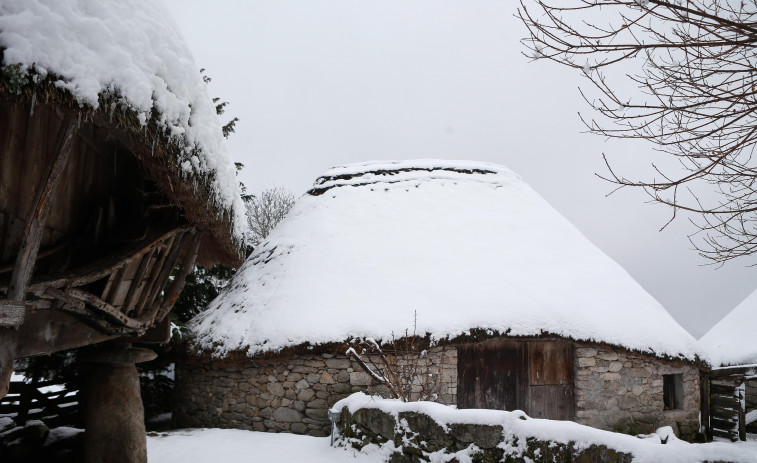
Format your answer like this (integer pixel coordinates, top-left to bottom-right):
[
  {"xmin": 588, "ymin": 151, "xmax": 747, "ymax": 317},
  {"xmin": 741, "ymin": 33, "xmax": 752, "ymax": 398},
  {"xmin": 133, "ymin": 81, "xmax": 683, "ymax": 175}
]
[
  {"xmin": 0, "ymin": 0, "xmax": 248, "ymax": 262},
  {"xmin": 700, "ymin": 289, "xmax": 757, "ymax": 367},
  {"xmin": 190, "ymin": 160, "xmax": 701, "ymax": 360}
]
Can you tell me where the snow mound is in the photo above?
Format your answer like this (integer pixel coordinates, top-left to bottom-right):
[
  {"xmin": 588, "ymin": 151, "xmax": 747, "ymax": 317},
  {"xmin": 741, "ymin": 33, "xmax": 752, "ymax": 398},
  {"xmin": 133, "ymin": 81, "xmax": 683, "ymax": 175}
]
[
  {"xmin": 0, "ymin": 0, "xmax": 247, "ymax": 243},
  {"xmin": 190, "ymin": 160, "xmax": 701, "ymax": 361},
  {"xmin": 700, "ymin": 288, "xmax": 757, "ymax": 367}
]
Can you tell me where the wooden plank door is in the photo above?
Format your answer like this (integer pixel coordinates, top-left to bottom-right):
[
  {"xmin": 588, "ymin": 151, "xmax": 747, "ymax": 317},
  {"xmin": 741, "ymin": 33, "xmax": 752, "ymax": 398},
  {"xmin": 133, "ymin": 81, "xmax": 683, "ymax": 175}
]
[
  {"xmin": 528, "ymin": 341, "xmax": 575, "ymax": 420},
  {"xmin": 457, "ymin": 341, "xmax": 527, "ymax": 411}
]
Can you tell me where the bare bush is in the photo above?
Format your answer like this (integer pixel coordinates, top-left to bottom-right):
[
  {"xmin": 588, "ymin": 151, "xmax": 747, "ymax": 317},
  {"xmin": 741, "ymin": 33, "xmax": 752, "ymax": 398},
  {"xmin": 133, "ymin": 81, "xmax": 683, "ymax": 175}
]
[{"xmin": 347, "ymin": 314, "xmax": 443, "ymax": 402}]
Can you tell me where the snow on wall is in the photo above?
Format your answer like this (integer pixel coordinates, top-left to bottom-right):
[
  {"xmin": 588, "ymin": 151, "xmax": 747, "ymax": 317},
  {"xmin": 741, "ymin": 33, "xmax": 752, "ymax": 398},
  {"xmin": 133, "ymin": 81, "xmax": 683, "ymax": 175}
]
[
  {"xmin": 190, "ymin": 160, "xmax": 702, "ymax": 361},
  {"xmin": 700, "ymin": 287, "xmax": 757, "ymax": 367},
  {"xmin": 0, "ymin": 0, "xmax": 247, "ymax": 243}
]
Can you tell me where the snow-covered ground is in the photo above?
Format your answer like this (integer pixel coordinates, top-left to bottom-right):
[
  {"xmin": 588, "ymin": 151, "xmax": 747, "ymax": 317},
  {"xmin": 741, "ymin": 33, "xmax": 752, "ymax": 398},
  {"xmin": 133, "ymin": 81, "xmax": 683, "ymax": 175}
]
[
  {"xmin": 146, "ymin": 427, "xmax": 757, "ymax": 463},
  {"xmin": 146, "ymin": 429, "xmax": 383, "ymax": 463}
]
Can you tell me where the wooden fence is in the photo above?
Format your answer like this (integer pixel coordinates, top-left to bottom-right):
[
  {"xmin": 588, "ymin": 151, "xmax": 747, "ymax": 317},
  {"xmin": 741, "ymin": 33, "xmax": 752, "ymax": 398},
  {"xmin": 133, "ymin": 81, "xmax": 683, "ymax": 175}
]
[
  {"xmin": 707, "ymin": 365, "xmax": 755, "ymax": 442},
  {"xmin": 0, "ymin": 379, "xmax": 79, "ymax": 428}
]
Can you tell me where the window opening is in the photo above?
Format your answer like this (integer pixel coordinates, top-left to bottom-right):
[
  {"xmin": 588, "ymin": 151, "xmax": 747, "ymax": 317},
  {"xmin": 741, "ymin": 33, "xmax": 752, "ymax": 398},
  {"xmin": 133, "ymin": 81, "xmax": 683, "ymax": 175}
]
[{"xmin": 663, "ymin": 373, "xmax": 683, "ymax": 410}]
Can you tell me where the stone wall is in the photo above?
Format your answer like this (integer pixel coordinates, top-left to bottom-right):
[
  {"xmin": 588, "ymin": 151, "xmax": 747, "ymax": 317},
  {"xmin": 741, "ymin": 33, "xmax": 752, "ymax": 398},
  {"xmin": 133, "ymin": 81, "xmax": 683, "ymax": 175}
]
[
  {"xmin": 174, "ymin": 340, "xmax": 703, "ymax": 439},
  {"xmin": 173, "ymin": 346, "xmax": 456, "ymax": 436},
  {"xmin": 573, "ymin": 343, "xmax": 701, "ymax": 439},
  {"xmin": 335, "ymin": 397, "xmax": 634, "ymax": 463}
]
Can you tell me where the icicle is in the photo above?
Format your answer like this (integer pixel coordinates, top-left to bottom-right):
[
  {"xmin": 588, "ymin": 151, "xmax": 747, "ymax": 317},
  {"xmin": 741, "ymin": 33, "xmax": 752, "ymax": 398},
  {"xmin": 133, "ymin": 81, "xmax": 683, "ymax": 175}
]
[
  {"xmin": 151, "ymin": 138, "xmax": 156, "ymax": 156},
  {"xmin": 109, "ymin": 103, "xmax": 115, "ymax": 123},
  {"xmin": 77, "ymin": 112, "xmax": 82, "ymax": 129},
  {"xmin": 29, "ymin": 89, "xmax": 36, "ymax": 117}
]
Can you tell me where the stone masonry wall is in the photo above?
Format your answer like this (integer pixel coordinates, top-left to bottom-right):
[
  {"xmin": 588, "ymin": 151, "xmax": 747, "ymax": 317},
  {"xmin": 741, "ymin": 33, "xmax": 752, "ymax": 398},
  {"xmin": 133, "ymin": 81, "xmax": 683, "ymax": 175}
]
[
  {"xmin": 173, "ymin": 346, "xmax": 457, "ymax": 436},
  {"xmin": 574, "ymin": 343, "xmax": 701, "ymax": 439}
]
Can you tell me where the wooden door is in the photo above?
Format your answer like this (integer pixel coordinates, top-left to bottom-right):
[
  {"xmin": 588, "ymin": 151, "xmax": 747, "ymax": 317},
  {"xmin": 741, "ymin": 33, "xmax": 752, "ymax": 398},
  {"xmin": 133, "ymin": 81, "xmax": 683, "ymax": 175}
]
[
  {"xmin": 457, "ymin": 341, "xmax": 527, "ymax": 411},
  {"xmin": 528, "ymin": 341, "xmax": 575, "ymax": 420}
]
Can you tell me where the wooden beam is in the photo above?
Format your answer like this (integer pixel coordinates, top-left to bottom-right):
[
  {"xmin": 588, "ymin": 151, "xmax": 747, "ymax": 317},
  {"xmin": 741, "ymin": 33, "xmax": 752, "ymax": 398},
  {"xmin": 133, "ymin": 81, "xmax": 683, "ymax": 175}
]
[
  {"xmin": 121, "ymin": 247, "xmax": 156, "ymax": 315},
  {"xmin": 136, "ymin": 231, "xmax": 188, "ymax": 321},
  {"xmin": 155, "ymin": 231, "xmax": 202, "ymax": 323},
  {"xmin": 15, "ymin": 224, "xmax": 190, "ymax": 294},
  {"xmin": 2, "ymin": 116, "xmax": 77, "ymax": 397},
  {"xmin": 7, "ymin": 116, "xmax": 77, "ymax": 302}
]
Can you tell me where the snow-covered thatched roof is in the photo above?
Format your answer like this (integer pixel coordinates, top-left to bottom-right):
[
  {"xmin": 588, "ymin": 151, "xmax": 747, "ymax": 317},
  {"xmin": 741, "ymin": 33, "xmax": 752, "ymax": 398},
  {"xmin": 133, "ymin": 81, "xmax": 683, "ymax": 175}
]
[
  {"xmin": 0, "ymin": 0, "xmax": 248, "ymax": 264},
  {"xmin": 190, "ymin": 160, "xmax": 701, "ymax": 361},
  {"xmin": 700, "ymin": 289, "xmax": 757, "ymax": 367}
]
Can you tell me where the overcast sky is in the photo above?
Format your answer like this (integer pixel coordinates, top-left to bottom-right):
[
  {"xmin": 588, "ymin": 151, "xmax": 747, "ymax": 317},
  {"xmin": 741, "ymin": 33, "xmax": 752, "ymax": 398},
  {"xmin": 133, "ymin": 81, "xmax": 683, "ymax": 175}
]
[{"xmin": 164, "ymin": 0, "xmax": 756, "ymax": 339}]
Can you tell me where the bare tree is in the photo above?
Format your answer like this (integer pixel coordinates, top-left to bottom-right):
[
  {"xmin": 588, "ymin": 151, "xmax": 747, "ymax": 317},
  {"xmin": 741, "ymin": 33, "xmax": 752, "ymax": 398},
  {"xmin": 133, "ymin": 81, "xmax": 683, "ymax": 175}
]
[
  {"xmin": 247, "ymin": 187, "xmax": 296, "ymax": 246},
  {"xmin": 519, "ymin": 0, "xmax": 757, "ymax": 263}
]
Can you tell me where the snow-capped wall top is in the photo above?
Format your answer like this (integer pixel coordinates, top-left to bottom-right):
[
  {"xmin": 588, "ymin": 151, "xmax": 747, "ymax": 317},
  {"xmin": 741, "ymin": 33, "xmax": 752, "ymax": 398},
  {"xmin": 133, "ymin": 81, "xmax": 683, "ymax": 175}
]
[
  {"xmin": 700, "ymin": 289, "xmax": 757, "ymax": 367},
  {"xmin": 190, "ymin": 160, "xmax": 702, "ymax": 361},
  {"xmin": 0, "ymin": 0, "xmax": 248, "ymax": 246}
]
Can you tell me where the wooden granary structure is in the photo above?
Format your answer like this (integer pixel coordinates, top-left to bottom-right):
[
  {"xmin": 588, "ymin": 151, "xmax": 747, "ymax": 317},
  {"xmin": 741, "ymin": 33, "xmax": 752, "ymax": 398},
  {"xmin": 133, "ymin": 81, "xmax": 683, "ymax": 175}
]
[{"xmin": 0, "ymin": 2, "xmax": 248, "ymax": 461}]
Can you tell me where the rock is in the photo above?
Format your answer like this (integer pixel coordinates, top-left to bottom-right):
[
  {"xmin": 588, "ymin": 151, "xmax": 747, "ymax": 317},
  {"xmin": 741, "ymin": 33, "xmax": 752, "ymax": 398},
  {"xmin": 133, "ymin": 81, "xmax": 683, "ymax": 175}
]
[
  {"xmin": 272, "ymin": 407, "xmax": 303, "ymax": 423},
  {"xmin": 267, "ymin": 382, "xmax": 285, "ymax": 397},
  {"xmin": 325, "ymin": 358, "xmax": 352, "ymax": 369},
  {"xmin": 352, "ymin": 408, "xmax": 396, "ymax": 440},
  {"xmin": 398, "ymin": 412, "xmax": 451, "ymax": 452},
  {"xmin": 0, "ymin": 417, "xmax": 15, "ymax": 433},
  {"xmin": 608, "ymin": 362, "xmax": 623, "ymax": 373},
  {"xmin": 449, "ymin": 423, "xmax": 503, "ymax": 449},
  {"xmin": 290, "ymin": 423, "xmax": 308, "ymax": 434},
  {"xmin": 295, "ymin": 379, "xmax": 309, "ymax": 390},
  {"xmin": 350, "ymin": 372, "xmax": 373, "ymax": 386},
  {"xmin": 297, "ymin": 389, "xmax": 316, "ymax": 401}
]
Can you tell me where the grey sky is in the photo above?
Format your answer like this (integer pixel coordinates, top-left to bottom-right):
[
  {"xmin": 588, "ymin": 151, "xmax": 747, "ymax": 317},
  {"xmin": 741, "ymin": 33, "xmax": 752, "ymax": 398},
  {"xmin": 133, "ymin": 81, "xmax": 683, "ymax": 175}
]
[{"xmin": 164, "ymin": 0, "xmax": 755, "ymax": 339}]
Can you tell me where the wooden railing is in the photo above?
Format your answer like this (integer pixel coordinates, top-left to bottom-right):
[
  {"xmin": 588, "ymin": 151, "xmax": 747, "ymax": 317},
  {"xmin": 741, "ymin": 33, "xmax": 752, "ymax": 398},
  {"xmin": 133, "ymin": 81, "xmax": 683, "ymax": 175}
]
[{"xmin": 0, "ymin": 379, "xmax": 79, "ymax": 428}]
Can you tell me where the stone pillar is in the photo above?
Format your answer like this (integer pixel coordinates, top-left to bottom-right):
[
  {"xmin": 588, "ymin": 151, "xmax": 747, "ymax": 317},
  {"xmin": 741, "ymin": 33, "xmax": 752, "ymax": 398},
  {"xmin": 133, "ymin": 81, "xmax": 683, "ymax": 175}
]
[{"xmin": 80, "ymin": 344, "xmax": 156, "ymax": 463}]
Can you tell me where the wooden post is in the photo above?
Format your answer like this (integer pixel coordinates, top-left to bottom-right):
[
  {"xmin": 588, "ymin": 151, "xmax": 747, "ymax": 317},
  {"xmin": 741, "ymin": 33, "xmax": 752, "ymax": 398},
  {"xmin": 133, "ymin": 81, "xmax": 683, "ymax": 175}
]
[{"xmin": 0, "ymin": 116, "xmax": 77, "ymax": 397}]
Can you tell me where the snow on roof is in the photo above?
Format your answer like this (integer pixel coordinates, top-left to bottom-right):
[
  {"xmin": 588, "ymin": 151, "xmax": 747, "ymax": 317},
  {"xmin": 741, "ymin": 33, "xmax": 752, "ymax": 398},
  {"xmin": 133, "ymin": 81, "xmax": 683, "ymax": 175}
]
[
  {"xmin": 700, "ymin": 288, "xmax": 757, "ymax": 367},
  {"xmin": 190, "ymin": 160, "xmax": 702, "ymax": 361},
  {"xmin": 0, "ymin": 0, "xmax": 247, "ymax": 245}
]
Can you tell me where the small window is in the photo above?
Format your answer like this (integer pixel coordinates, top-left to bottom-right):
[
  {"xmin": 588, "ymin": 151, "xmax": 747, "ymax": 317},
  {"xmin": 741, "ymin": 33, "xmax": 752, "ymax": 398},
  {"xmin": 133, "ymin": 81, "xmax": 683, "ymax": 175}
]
[{"xmin": 663, "ymin": 374, "xmax": 684, "ymax": 410}]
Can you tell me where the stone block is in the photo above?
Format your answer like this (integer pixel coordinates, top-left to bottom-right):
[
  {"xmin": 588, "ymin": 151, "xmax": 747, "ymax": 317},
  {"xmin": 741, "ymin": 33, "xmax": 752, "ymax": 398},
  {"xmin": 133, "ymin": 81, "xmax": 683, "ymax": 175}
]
[
  {"xmin": 578, "ymin": 357, "xmax": 596, "ymax": 367},
  {"xmin": 268, "ymin": 382, "xmax": 285, "ymax": 397},
  {"xmin": 320, "ymin": 372, "xmax": 336, "ymax": 384},
  {"xmin": 325, "ymin": 358, "xmax": 352, "ymax": 369},
  {"xmin": 449, "ymin": 423, "xmax": 503, "ymax": 449},
  {"xmin": 272, "ymin": 407, "xmax": 303, "ymax": 423},
  {"xmin": 350, "ymin": 372, "xmax": 373, "ymax": 386},
  {"xmin": 608, "ymin": 362, "xmax": 623, "ymax": 372},
  {"xmin": 298, "ymin": 389, "xmax": 316, "ymax": 401},
  {"xmin": 295, "ymin": 379, "xmax": 309, "ymax": 390}
]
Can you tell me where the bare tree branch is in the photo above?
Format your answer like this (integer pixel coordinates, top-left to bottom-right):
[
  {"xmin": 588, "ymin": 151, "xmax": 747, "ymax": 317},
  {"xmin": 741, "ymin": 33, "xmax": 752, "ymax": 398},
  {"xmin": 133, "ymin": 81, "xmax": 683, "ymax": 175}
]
[{"xmin": 519, "ymin": 0, "xmax": 757, "ymax": 263}]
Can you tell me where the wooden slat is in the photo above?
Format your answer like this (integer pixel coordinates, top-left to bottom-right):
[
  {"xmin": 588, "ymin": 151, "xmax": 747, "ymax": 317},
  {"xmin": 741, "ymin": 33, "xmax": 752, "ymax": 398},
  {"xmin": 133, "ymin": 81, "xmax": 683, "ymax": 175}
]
[
  {"xmin": 529, "ymin": 384, "xmax": 574, "ymax": 420},
  {"xmin": 138, "ymin": 231, "xmax": 188, "ymax": 321},
  {"xmin": 155, "ymin": 231, "xmax": 202, "ymax": 323},
  {"xmin": 121, "ymin": 247, "xmax": 156, "ymax": 315},
  {"xmin": 529, "ymin": 341, "xmax": 573, "ymax": 386},
  {"xmin": 712, "ymin": 383, "xmax": 739, "ymax": 395},
  {"xmin": 711, "ymin": 395, "xmax": 741, "ymax": 409},
  {"xmin": 711, "ymin": 428, "xmax": 739, "ymax": 441},
  {"xmin": 132, "ymin": 235, "xmax": 176, "ymax": 317}
]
